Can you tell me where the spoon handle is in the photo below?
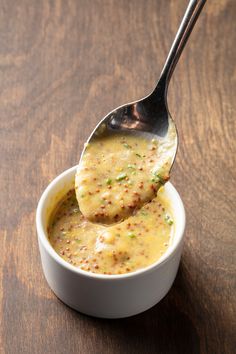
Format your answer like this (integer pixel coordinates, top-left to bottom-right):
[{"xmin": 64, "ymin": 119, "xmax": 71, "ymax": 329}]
[{"xmin": 157, "ymin": 0, "xmax": 206, "ymax": 94}]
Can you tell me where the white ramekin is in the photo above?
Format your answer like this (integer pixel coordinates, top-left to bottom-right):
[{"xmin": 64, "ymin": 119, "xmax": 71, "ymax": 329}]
[{"xmin": 36, "ymin": 166, "xmax": 185, "ymax": 318}]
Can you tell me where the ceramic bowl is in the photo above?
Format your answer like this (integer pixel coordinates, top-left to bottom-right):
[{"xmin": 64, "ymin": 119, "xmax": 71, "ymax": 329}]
[{"xmin": 36, "ymin": 166, "xmax": 185, "ymax": 318}]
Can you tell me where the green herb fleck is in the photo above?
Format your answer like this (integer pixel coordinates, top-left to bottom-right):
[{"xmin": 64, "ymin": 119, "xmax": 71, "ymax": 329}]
[
  {"xmin": 151, "ymin": 172, "xmax": 166, "ymax": 185},
  {"xmin": 128, "ymin": 232, "xmax": 136, "ymax": 238},
  {"xmin": 151, "ymin": 138, "xmax": 158, "ymax": 145},
  {"xmin": 127, "ymin": 164, "xmax": 136, "ymax": 169},
  {"xmin": 141, "ymin": 211, "xmax": 148, "ymax": 216},
  {"xmin": 106, "ymin": 178, "xmax": 112, "ymax": 185},
  {"xmin": 123, "ymin": 143, "xmax": 131, "ymax": 149},
  {"xmin": 75, "ymin": 239, "xmax": 81, "ymax": 244},
  {"xmin": 80, "ymin": 194, "xmax": 85, "ymax": 198},
  {"xmin": 164, "ymin": 214, "xmax": 173, "ymax": 225},
  {"xmin": 156, "ymin": 174, "xmax": 165, "ymax": 184},
  {"xmin": 135, "ymin": 153, "xmax": 141, "ymax": 158},
  {"xmin": 116, "ymin": 173, "xmax": 127, "ymax": 181}
]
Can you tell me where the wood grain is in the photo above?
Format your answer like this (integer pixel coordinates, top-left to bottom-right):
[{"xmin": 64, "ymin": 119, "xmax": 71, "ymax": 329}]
[{"xmin": 0, "ymin": 0, "xmax": 235, "ymax": 353}]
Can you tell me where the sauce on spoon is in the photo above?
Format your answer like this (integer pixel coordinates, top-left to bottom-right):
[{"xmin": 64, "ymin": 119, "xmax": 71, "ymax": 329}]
[{"xmin": 75, "ymin": 122, "xmax": 176, "ymax": 224}]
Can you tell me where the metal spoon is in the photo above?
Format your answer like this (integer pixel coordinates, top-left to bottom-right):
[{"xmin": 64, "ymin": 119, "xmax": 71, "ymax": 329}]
[{"xmin": 83, "ymin": 0, "xmax": 206, "ymax": 168}]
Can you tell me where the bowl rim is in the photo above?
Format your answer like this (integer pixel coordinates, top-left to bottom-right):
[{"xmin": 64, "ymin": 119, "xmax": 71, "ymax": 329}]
[{"xmin": 36, "ymin": 165, "xmax": 186, "ymax": 280}]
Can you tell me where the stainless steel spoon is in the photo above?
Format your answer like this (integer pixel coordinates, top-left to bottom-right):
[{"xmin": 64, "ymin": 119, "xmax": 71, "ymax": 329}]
[{"xmin": 83, "ymin": 0, "xmax": 206, "ymax": 170}]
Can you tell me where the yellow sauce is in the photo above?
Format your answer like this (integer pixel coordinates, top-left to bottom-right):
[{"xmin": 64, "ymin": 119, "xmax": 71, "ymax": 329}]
[
  {"xmin": 75, "ymin": 133, "xmax": 171, "ymax": 224},
  {"xmin": 48, "ymin": 188, "xmax": 174, "ymax": 275}
]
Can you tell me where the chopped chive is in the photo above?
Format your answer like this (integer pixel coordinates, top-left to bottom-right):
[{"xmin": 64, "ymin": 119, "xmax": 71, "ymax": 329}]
[
  {"xmin": 135, "ymin": 153, "xmax": 141, "ymax": 158},
  {"xmin": 75, "ymin": 239, "xmax": 81, "ymax": 243},
  {"xmin": 151, "ymin": 172, "xmax": 166, "ymax": 185},
  {"xmin": 127, "ymin": 164, "xmax": 136, "ymax": 169},
  {"xmin": 123, "ymin": 143, "xmax": 131, "ymax": 149},
  {"xmin": 106, "ymin": 178, "xmax": 112, "ymax": 185},
  {"xmin": 164, "ymin": 214, "xmax": 173, "ymax": 225},
  {"xmin": 141, "ymin": 211, "xmax": 148, "ymax": 216},
  {"xmin": 156, "ymin": 174, "xmax": 165, "ymax": 185},
  {"xmin": 116, "ymin": 173, "xmax": 127, "ymax": 181},
  {"xmin": 151, "ymin": 138, "xmax": 158, "ymax": 145},
  {"xmin": 128, "ymin": 232, "xmax": 136, "ymax": 238}
]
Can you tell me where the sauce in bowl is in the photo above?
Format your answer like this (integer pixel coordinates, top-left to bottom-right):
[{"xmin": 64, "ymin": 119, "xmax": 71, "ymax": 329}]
[{"xmin": 48, "ymin": 187, "xmax": 174, "ymax": 275}]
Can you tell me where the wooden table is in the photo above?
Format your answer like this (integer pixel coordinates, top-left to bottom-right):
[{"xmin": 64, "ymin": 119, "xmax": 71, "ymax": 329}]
[{"xmin": 1, "ymin": 1, "xmax": 235, "ymax": 353}]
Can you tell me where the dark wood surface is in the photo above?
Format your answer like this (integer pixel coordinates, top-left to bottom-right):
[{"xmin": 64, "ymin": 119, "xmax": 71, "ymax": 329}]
[{"xmin": 0, "ymin": 1, "xmax": 235, "ymax": 353}]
